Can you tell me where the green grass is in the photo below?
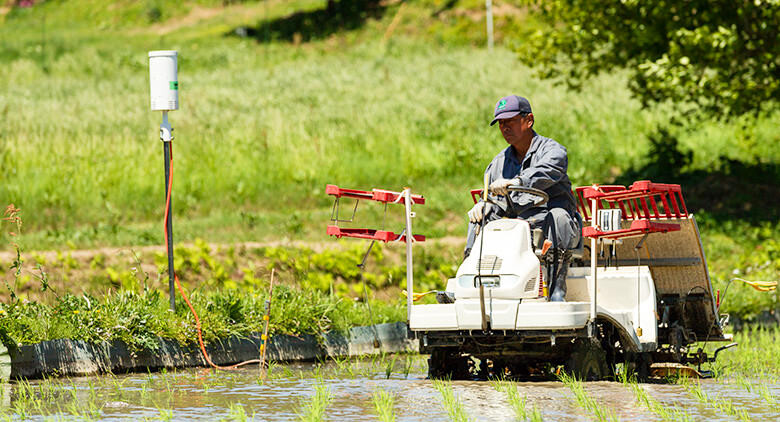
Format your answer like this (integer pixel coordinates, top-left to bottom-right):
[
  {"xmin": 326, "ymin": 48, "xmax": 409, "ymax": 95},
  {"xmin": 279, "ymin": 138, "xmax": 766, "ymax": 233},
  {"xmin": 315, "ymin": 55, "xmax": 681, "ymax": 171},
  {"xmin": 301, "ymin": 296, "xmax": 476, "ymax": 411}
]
[
  {"xmin": 1, "ymin": 0, "xmax": 778, "ymax": 322},
  {"xmin": 0, "ymin": 0, "xmax": 778, "ymax": 348},
  {"xmin": 1, "ymin": 0, "xmax": 778, "ymax": 252},
  {"xmin": 0, "ymin": 281, "xmax": 405, "ymax": 350}
]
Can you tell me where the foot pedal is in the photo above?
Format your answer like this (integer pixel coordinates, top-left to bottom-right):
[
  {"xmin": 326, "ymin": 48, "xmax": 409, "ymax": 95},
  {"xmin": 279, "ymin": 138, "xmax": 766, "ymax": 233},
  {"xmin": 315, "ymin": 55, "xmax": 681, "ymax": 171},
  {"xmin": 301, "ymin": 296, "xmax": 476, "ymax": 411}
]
[{"xmin": 436, "ymin": 291, "xmax": 455, "ymax": 304}]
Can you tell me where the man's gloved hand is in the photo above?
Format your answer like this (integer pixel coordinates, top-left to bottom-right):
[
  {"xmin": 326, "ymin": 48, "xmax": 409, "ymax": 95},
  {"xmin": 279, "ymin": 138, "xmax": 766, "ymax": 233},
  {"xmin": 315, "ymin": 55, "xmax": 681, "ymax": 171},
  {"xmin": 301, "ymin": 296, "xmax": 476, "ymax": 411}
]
[
  {"xmin": 468, "ymin": 201, "xmax": 488, "ymax": 223},
  {"xmin": 489, "ymin": 177, "xmax": 517, "ymax": 196}
]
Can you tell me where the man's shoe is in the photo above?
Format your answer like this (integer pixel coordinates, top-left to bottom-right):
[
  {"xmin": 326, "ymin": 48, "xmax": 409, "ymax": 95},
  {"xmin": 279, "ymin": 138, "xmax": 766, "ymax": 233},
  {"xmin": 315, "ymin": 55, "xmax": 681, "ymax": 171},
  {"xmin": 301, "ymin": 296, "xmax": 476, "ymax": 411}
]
[{"xmin": 549, "ymin": 250, "xmax": 571, "ymax": 302}]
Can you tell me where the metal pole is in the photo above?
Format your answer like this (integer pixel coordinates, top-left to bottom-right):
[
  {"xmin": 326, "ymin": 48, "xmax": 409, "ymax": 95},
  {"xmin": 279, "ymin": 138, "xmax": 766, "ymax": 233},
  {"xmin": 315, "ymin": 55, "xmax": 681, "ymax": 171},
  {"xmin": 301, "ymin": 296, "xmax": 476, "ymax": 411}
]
[
  {"xmin": 161, "ymin": 111, "xmax": 175, "ymax": 311},
  {"xmin": 403, "ymin": 190, "xmax": 414, "ymax": 322},
  {"xmin": 478, "ymin": 172, "xmax": 490, "ymax": 331},
  {"xmin": 589, "ymin": 194, "xmax": 598, "ymax": 337},
  {"xmin": 485, "ymin": 0, "xmax": 494, "ymax": 50}
]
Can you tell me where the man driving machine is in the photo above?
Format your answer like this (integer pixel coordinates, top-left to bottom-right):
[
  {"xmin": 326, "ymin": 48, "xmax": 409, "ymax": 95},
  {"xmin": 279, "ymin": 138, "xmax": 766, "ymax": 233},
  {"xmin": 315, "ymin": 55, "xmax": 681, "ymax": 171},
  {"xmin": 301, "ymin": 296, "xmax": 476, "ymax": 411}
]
[{"xmin": 465, "ymin": 95, "xmax": 581, "ymax": 302}]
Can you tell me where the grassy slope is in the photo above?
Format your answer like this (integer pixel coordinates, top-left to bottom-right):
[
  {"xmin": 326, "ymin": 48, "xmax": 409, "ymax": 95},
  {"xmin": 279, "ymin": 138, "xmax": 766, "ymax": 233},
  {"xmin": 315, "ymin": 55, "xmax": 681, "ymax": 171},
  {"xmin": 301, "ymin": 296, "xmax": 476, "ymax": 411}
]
[{"xmin": 0, "ymin": 0, "xmax": 778, "ymax": 319}]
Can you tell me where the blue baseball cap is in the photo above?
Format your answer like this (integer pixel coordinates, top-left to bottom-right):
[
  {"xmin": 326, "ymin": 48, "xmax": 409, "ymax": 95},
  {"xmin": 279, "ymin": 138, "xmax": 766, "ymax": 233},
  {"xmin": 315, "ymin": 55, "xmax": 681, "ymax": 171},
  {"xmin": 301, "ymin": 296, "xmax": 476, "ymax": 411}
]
[{"xmin": 490, "ymin": 95, "xmax": 532, "ymax": 126}]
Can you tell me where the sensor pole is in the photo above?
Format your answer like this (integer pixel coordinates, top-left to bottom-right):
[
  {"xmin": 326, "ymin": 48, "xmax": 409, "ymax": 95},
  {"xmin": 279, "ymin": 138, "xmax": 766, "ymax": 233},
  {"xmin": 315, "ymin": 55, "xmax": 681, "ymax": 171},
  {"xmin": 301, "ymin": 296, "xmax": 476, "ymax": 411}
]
[
  {"xmin": 149, "ymin": 50, "xmax": 179, "ymax": 311},
  {"xmin": 161, "ymin": 111, "xmax": 175, "ymax": 311}
]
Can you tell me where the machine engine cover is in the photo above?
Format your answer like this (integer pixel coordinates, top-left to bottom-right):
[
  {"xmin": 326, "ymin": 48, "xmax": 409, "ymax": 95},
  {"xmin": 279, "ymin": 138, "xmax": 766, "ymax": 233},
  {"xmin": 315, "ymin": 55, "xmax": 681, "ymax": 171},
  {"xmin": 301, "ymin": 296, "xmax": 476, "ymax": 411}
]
[{"xmin": 456, "ymin": 219, "xmax": 541, "ymax": 300}]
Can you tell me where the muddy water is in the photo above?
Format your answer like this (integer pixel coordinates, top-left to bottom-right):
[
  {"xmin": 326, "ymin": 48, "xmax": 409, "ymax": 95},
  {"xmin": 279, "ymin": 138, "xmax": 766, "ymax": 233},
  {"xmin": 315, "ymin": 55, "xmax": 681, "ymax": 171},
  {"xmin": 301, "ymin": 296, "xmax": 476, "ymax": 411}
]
[{"xmin": 1, "ymin": 357, "xmax": 778, "ymax": 421}]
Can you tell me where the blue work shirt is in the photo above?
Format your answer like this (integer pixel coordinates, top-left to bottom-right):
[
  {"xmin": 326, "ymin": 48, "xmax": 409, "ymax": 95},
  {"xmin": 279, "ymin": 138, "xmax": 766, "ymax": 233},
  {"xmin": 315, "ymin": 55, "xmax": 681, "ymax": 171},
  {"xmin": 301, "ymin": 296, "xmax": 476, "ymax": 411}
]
[{"xmin": 484, "ymin": 131, "xmax": 577, "ymax": 219}]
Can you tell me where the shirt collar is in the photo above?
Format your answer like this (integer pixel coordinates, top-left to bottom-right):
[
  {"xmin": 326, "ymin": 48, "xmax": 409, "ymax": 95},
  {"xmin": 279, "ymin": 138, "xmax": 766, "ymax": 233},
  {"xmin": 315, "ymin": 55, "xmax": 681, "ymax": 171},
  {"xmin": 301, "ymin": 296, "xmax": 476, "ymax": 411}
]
[
  {"xmin": 525, "ymin": 131, "xmax": 541, "ymax": 158},
  {"xmin": 507, "ymin": 131, "xmax": 540, "ymax": 165}
]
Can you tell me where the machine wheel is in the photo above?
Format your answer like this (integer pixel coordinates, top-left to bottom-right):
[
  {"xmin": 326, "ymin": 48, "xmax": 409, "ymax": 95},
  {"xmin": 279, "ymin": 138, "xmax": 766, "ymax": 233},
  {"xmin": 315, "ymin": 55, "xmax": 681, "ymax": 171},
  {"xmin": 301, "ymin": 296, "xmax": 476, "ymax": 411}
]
[
  {"xmin": 565, "ymin": 338, "xmax": 613, "ymax": 381},
  {"xmin": 624, "ymin": 352, "xmax": 652, "ymax": 382},
  {"xmin": 428, "ymin": 349, "xmax": 472, "ymax": 380}
]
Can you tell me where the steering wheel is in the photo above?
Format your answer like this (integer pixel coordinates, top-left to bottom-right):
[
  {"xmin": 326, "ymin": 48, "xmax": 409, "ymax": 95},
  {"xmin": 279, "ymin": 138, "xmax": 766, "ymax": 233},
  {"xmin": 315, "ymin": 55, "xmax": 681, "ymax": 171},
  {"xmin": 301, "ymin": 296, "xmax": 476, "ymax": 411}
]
[{"xmin": 471, "ymin": 185, "xmax": 549, "ymax": 218}]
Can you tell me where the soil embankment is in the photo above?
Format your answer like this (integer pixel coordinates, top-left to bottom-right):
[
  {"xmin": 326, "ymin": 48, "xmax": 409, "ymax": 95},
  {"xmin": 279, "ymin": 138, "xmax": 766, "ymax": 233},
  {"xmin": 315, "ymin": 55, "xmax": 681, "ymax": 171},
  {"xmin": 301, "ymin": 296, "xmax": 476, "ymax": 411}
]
[{"xmin": 7, "ymin": 322, "xmax": 416, "ymax": 380}]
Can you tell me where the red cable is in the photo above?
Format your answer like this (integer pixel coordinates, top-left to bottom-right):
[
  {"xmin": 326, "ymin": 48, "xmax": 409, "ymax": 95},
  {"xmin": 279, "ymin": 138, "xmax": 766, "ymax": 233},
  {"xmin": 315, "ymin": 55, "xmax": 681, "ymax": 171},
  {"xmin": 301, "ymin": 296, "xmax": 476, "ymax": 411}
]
[{"xmin": 163, "ymin": 151, "xmax": 263, "ymax": 370}]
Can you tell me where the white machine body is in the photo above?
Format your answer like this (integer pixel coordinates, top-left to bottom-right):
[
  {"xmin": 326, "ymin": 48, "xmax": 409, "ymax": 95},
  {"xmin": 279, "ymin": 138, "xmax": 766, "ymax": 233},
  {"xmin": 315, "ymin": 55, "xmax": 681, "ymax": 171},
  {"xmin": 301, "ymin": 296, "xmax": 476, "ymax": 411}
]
[
  {"xmin": 410, "ymin": 218, "xmax": 658, "ymax": 352},
  {"xmin": 149, "ymin": 50, "xmax": 179, "ymax": 111}
]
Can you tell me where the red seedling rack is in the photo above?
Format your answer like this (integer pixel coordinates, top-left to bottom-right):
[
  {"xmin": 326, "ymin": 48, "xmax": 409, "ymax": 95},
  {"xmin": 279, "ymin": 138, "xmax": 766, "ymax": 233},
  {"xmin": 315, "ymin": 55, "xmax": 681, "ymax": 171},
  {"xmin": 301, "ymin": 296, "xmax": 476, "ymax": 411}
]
[
  {"xmin": 326, "ymin": 226, "xmax": 425, "ymax": 242},
  {"xmin": 326, "ymin": 184, "xmax": 425, "ymax": 321},
  {"xmin": 326, "ymin": 184, "xmax": 425, "ymax": 205},
  {"xmin": 576, "ymin": 180, "xmax": 687, "ymax": 240},
  {"xmin": 582, "ymin": 219, "xmax": 680, "ymax": 239},
  {"xmin": 576, "ymin": 181, "xmax": 688, "ymax": 223},
  {"xmin": 325, "ymin": 184, "xmax": 425, "ymax": 243}
]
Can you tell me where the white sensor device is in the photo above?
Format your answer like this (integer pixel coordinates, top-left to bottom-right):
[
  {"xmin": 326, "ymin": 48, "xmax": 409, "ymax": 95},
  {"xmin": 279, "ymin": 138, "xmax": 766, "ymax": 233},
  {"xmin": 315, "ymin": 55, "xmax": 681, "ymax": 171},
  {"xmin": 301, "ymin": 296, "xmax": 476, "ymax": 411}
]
[
  {"xmin": 149, "ymin": 50, "xmax": 179, "ymax": 111},
  {"xmin": 598, "ymin": 209, "xmax": 622, "ymax": 232}
]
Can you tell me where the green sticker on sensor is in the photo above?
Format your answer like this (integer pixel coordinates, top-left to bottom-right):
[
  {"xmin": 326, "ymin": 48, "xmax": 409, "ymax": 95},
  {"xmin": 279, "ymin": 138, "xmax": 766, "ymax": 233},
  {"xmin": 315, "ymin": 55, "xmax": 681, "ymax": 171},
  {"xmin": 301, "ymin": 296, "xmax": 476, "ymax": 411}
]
[{"xmin": 170, "ymin": 81, "xmax": 179, "ymax": 90}]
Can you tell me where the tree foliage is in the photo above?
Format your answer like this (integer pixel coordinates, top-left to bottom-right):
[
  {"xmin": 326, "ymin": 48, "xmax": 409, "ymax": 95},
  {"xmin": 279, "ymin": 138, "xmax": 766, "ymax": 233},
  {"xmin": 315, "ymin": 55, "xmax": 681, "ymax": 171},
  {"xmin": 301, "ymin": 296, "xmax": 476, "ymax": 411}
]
[{"xmin": 517, "ymin": 0, "xmax": 780, "ymax": 117}]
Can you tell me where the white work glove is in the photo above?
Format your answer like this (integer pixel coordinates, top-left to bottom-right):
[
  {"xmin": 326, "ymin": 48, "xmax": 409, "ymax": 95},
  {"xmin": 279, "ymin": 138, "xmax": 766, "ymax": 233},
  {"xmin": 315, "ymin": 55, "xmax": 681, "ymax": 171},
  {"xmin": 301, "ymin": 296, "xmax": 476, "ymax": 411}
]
[
  {"xmin": 468, "ymin": 201, "xmax": 488, "ymax": 223},
  {"xmin": 489, "ymin": 177, "xmax": 517, "ymax": 196}
]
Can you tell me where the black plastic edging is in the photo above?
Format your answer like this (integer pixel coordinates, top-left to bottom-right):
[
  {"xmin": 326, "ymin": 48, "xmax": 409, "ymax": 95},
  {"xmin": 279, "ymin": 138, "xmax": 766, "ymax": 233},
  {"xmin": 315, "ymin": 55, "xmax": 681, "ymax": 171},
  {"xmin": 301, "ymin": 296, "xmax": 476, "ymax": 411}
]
[{"xmin": 7, "ymin": 322, "xmax": 417, "ymax": 380}]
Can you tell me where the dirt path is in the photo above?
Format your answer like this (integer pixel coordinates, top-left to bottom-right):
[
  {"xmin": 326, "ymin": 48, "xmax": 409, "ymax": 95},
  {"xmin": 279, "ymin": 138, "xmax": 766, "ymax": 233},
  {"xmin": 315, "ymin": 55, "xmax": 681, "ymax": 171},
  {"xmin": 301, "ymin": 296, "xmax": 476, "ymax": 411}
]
[{"xmin": 0, "ymin": 236, "xmax": 464, "ymax": 263}]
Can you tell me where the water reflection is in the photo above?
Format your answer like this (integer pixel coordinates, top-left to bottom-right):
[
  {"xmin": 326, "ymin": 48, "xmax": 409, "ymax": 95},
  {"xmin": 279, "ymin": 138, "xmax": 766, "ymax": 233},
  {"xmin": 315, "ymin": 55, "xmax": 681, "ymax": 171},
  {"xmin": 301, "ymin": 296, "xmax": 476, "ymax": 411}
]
[{"xmin": 0, "ymin": 357, "xmax": 777, "ymax": 421}]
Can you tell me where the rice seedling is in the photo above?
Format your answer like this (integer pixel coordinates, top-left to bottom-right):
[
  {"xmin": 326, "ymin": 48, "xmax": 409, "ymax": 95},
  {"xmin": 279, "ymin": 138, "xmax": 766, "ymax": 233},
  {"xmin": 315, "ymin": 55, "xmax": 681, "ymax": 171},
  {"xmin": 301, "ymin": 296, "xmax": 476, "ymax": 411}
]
[
  {"xmin": 157, "ymin": 408, "xmax": 174, "ymax": 422},
  {"xmin": 331, "ymin": 356, "xmax": 356, "ymax": 379},
  {"xmin": 735, "ymin": 375, "xmax": 753, "ymax": 392},
  {"xmin": 372, "ymin": 387, "xmax": 396, "ymax": 422},
  {"xmin": 682, "ymin": 379, "xmax": 752, "ymax": 422},
  {"xmin": 558, "ymin": 372, "xmax": 618, "ymax": 422},
  {"xmin": 297, "ymin": 379, "xmax": 333, "ymax": 422},
  {"xmin": 403, "ymin": 355, "xmax": 414, "ymax": 379},
  {"xmin": 385, "ymin": 355, "xmax": 398, "ymax": 379},
  {"xmin": 617, "ymin": 370, "xmax": 692, "ymax": 421},
  {"xmin": 727, "ymin": 372, "xmax": 779, "ymax": 409},
  {"xmin": 491, "ymin": 379, "xmax": 543, "ymax": 422},
  {"xmin": 281, "ymin": 366, "xmax": 296, "ymax": 379},
  {"xmin": 11, "ymin": 402, "xmax": 28, "ymax": 421},
  {"xmin": 227, "ymin": 402, "xmax": 249, "ymax": 422},
  {"xmin": 754, "ymin": 383, "xmax": 779, "ymax": 408},
  {"xmin": 432, "ymin": 379, "xmax": 470, "ymax": 422}
]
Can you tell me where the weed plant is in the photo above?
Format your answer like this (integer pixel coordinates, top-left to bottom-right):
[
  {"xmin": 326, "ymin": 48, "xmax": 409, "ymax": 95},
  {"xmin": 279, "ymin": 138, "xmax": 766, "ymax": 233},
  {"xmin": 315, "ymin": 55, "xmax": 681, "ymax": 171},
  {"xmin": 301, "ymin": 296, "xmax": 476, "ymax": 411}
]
[
  {"xmin": 558, "ymin": 372, "xmax": 618, "ymax": 422},
  {"xmin": 432, "ymin": 379, "xmax": 470, "ymax": 422}
]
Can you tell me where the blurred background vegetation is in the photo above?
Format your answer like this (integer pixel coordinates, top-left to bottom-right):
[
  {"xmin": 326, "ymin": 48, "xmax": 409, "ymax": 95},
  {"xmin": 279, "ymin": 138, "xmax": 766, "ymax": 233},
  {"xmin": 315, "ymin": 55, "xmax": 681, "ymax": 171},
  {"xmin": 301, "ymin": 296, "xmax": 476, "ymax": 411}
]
[{"xmin": 0, "ymin": 0, "xmax": 777, "ymax": 325}]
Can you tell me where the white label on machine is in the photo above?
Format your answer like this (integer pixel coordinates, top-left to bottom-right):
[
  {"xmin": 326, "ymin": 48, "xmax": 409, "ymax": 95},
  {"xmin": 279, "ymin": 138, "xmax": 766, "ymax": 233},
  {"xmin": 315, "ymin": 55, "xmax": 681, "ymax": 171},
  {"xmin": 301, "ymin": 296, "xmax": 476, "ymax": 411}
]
[{"xmin": 598, "ymin": 209, "xmax": 622, "ymax": 232}]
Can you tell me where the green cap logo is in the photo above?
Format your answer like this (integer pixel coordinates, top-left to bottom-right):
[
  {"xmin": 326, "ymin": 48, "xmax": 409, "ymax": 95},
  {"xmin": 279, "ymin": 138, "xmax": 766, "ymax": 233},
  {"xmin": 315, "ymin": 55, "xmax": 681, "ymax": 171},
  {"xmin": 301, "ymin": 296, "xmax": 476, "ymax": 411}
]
[
  {"xmin": 170, "ymin": 81, "xmax": 179, "ymax": 90},
  {"xmin": 498, "ymin": 99, "xmax": 507, "ymax": 110}
]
